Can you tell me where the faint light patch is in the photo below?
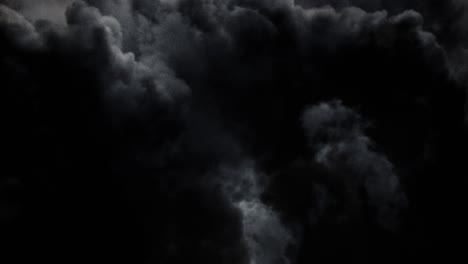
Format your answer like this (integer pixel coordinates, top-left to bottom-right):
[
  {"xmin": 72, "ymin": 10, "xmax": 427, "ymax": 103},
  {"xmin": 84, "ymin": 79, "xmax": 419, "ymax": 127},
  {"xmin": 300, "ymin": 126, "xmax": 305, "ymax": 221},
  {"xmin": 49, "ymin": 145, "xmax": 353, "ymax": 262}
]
[{"xmin": 219, "ymin": 162, "xmax": 293, "ymax": 264}]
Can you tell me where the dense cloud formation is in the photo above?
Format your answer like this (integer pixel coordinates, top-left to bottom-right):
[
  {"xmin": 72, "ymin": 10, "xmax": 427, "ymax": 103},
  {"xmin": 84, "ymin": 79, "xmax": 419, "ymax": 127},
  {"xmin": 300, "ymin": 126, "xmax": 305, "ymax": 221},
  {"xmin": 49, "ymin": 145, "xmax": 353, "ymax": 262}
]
[
  {"xmin": 0, "ymin": 1, "xmax": 466, "ymax": 264},
  {"xmin": 302, "ymin": 101, "xmax": 407, "ymax": 229}
]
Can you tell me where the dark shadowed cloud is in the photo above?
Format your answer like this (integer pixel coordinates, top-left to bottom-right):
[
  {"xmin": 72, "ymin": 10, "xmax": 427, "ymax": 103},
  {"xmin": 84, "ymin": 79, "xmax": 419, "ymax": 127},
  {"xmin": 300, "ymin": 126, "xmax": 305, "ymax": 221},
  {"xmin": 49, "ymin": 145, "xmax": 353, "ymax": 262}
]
[{"xmin": 0, "ymin": 1, "xmax": 467, "ymax": 264}]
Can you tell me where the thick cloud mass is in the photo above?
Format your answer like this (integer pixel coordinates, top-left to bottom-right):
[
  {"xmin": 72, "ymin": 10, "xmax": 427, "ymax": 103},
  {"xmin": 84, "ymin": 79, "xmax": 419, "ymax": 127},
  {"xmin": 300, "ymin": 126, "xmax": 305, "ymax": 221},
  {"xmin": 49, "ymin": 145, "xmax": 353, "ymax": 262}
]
[
  {"xmin": 0, "ymin": 0, "xmax": 467, "ymax": 264},
  {"xmin": 302, "ymin": 101, "xmax": 407, "ymax": 229}
]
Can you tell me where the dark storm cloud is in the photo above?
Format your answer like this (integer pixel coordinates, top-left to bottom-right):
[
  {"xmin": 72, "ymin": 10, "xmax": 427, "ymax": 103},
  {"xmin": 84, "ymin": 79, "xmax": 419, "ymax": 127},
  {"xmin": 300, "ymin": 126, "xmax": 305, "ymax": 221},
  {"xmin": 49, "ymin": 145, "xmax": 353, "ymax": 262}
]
[
  {"xmin": 1, "ymin": 1, "xmax": 467, "ymax": 264},
  {"xmin": 297, "ymin": 0, "xmax": 468, "ymax": 120},
  {"xmin": 0, "ymin": 0, "xmax": 189, "ymax": 103},
  {"xmin": 219, "ymin": 162, "xmax": 293, "ymax": 264},
  {"xmin": 0, "ymin": 2, "xmax": 246, "ymax": 263},
  {"xmin": 302, "ymin": 101, "xmax": 407, "ymax": 229}
]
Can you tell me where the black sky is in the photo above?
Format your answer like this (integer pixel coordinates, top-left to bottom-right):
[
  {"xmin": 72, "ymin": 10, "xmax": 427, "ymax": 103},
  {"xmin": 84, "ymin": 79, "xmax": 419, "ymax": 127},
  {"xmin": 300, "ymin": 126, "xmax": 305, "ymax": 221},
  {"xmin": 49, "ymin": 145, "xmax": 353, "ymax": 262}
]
[{"xmin": 1, "ymin": 1, "xmax": 467, "ymax": 263}]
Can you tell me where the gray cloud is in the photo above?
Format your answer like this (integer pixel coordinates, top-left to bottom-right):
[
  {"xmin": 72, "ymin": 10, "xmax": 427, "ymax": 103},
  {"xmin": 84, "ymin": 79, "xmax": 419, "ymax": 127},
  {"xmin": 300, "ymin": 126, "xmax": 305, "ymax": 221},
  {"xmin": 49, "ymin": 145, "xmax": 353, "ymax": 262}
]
[
  {"xmin": 220, "ymin": 162, "xmax": 293, "ymax": 264},
  {"xmin": 1, "ymin": 0, "xmax": 466, "ymax": 263},
  {"xmin": 1, "ymin": 1, "xmax": 189, "ymax": 105},
  {"xmin": 303, "ymin": 101, "xmax": 407, "ymax": 229},
  {"xmin": 0, "ymin": 0, "xmax": 74, "ymax": 25}
]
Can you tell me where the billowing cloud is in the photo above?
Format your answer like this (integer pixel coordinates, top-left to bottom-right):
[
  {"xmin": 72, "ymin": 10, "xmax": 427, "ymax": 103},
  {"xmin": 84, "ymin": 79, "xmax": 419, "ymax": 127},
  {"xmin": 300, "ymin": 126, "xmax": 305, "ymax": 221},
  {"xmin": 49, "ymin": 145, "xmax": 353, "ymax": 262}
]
[
  {"xmin": 303, "ymin": 101, "xmax": 407, "ymax": 229},
  {"xmin": 0, "ymin": 0, "xmax": 466, "ymax": 264},
  {"xmin": 220, "ymin": 162, "xmax": 293, "ymax": 264}
]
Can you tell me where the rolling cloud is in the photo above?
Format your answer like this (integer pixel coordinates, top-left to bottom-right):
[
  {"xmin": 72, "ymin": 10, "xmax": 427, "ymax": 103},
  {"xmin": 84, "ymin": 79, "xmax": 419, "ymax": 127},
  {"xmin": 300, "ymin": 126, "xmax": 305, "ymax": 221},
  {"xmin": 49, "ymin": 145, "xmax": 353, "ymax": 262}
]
[{"xmin": 0, "ymin": 1, "xmax": 467, "ymax": 264}]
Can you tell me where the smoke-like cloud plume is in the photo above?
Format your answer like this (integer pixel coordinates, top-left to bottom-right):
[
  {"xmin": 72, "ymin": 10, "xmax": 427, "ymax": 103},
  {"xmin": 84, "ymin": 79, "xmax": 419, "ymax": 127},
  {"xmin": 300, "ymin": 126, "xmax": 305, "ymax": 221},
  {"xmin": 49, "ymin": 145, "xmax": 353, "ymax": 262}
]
[
  {"xmin": 303, "ymin": 101, "xmax": 407, "ymax": 229},
  {"xmin": 0, "ymin": 0, "xmax": 466, "ymax": 263}
]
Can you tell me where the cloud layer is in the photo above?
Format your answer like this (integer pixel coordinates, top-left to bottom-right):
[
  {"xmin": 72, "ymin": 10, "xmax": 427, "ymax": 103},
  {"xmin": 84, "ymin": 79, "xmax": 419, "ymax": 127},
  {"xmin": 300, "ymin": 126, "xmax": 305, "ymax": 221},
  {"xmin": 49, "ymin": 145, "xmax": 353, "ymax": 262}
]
[{"xmin": 0, "ymin": 1, "xmax": 467, "ymax": 263}]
